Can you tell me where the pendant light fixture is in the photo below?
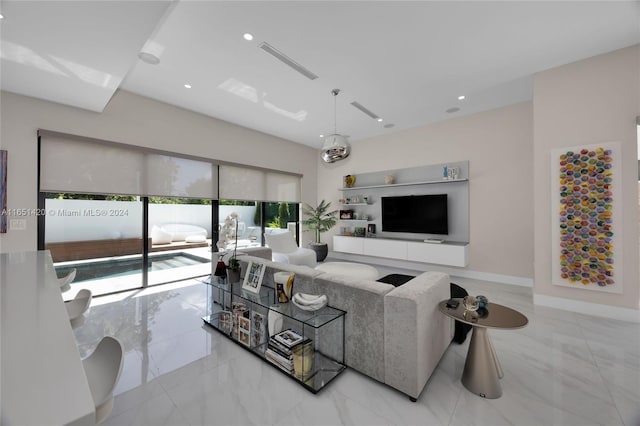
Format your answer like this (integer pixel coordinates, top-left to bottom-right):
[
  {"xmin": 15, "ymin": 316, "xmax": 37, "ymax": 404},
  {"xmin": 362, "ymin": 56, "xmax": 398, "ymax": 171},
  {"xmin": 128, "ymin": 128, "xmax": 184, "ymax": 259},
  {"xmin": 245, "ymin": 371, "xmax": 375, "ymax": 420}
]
[{"xmin": 321, "ymin": 89, "xmax": 351, "ymax": 163}]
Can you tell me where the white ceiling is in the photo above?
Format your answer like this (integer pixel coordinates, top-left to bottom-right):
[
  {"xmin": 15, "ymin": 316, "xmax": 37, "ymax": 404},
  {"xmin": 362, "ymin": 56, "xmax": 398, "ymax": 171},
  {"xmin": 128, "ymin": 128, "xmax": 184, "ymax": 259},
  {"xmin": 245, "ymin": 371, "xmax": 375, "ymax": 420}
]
[{"xmin": 1, "ymin": 1, "xmax": 639, "ymax": 149}]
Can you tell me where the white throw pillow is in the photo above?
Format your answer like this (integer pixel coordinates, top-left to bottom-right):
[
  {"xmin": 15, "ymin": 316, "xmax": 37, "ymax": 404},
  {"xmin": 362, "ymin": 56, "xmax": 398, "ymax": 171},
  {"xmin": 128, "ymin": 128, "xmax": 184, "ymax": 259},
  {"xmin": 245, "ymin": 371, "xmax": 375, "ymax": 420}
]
[{"xmin": 264, "ymin": 231, "xmax": 298, "ymax": 253}]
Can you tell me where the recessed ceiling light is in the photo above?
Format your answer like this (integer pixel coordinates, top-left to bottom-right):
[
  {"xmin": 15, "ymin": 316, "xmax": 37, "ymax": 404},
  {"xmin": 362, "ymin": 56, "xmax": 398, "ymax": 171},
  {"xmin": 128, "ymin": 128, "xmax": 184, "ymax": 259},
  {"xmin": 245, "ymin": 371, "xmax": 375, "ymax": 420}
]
[
  {"xmin": 138, "ymin": 51, "xmax": 160, "ymax": 65},
  {"xmin": 446, "ymin": 107, "xmax": 460, "ymax": 113},
  {"xmin": 0, "ymin": 13, "xmax": 4, "ymax": 20},
  {"xmin": 184, "ymin": 84, "xmax": 192, "ymax": 89},
  {"xmin": 319, "ymin": 134, "xmax": 324, "ymax": 138},
  {"xmin": 458, "ymin": 95, "xmax": 465, "ymax": 100},
  {"xmin": 377, "ymin": 118, "xmax": 383, "ymax": 122},
  {"xmin": 243, "ymin": 33, "xmax": 254, "ymax": 41}
]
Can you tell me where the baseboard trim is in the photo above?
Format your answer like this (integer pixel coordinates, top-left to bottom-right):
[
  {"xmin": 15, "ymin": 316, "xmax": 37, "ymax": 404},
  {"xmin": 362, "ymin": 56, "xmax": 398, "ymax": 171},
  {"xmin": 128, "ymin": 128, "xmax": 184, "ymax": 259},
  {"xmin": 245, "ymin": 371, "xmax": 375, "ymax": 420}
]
[
  {"xmin": 534, "ymin": 294, "xmax": 640, "ymax": 323},
  {"xmin": 328, "ymin": 251, "xmax": 533, "ymax": 287}
]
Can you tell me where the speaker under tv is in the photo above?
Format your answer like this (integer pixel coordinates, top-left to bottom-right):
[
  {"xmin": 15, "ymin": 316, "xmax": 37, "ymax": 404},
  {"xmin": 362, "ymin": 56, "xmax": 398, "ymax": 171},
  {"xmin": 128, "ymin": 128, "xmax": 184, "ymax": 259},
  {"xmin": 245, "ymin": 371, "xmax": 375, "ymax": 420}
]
[{"xmin": 381, "ymin": 194, "xmax": 448, "ymax": 235}]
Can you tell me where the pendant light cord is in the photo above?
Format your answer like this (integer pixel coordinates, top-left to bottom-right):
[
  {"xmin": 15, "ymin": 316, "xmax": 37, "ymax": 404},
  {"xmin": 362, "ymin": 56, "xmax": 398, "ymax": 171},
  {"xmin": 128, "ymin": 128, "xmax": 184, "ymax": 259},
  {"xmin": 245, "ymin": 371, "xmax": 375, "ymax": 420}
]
[
  {"xmin": 331, "ymin": 88, "xmax": 340, "ymax": 135},
  {"xmin": 334, "ymin": 93, "xmax": 337, "ymax": 134}
]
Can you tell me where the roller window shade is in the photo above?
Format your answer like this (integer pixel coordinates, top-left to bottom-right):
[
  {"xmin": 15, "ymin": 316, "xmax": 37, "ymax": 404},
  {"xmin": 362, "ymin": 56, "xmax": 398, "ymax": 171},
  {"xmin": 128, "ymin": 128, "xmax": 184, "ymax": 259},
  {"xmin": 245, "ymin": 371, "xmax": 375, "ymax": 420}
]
[
  {"xmin": 40, "ymin": 134, "xmax": 218, "ymax": 199},
  {"xmin": 265, "ymin": 172, "xmax": 300, "ymax": 202},
  {"xmin": 39, "ymin": 131, "xmax": 299, "ymax": 202},
  {"xmin": 145, "ymin": 154, "xmax": 218, "ymax": 199},
  {"xmin": 218, "ymin": 165, "xmax": 265, "ymax": 201},
  {"xmin": 40, "ymin": 136, "xmax": 144, "ymax": 195}
]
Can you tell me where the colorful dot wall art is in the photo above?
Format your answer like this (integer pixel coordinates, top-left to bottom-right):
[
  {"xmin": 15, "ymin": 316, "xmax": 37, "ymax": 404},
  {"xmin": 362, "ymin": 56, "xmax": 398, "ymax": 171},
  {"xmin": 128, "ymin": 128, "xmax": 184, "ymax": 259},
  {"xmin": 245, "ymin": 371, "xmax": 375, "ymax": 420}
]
[{"xmin": 551, "ymin": 142, "xmax": 622, "ymax": 294}]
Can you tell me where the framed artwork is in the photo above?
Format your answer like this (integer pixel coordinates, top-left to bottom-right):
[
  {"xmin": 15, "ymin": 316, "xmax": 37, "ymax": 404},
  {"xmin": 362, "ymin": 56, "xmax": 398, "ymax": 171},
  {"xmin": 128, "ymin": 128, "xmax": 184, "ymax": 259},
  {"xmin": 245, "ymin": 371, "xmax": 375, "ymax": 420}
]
[
  {"xmin": 218, "ymin": 311, "xmax": 232, "ymax": 334},
  {"xmin": 238, "ymin": 316, "xmax": 251, "ymax": 347},
  {"xmin": 550, "ymin": 142, "xmax": 622, "ymax": 293},
  {"xmin": 251, "ymin": 311, "xmax": 267, "ymax": 348},
  {"xmin": 0, "ymin": 150, "xmax": 7, "ymax": 233},
  {"xmin": 242, "ymin": 261, "xmax": 265, "ymax": 293}
]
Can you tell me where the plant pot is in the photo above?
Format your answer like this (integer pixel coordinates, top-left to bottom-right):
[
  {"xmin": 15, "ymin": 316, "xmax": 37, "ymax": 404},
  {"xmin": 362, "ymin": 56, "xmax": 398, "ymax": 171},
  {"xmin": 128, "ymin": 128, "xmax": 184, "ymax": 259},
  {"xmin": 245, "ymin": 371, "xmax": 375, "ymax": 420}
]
[
  {"xmin": 227, "ymin": 268, "xmax": 241, "ymax": 284},
  {"xmin": 309, "ymin": 243, "xmax": 328, "ymax": 262}
]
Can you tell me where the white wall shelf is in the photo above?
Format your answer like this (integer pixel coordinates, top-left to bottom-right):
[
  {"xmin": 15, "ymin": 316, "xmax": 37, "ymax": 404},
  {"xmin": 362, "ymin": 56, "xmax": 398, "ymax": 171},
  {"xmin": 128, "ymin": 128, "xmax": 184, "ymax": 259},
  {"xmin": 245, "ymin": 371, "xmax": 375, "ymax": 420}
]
[
  {"xmin": 339, "ymin": 203, "xmax": 369, "ymax": 206},
  {"xmin": 339, "ymin": 178, "xmax": 468, "ymax": 191},
  {"xmin": 338, "ymin": 219, "xmax": 369, "ymax": 223}
]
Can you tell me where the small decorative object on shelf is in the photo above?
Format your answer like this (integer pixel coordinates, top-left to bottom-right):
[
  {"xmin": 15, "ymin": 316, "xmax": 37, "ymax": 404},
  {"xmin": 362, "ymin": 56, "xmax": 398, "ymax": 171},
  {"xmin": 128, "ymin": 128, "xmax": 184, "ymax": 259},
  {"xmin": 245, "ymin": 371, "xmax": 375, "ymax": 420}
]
[
  {"xmin": 268, "ymin": 309, "xmax": 284, "ymax": 336},
  {"xmin": 293, "ymin": 340, "xmax": 314, "ymax": 379},
  {"xmin": 443, "ymin": 165, "xmax": 448, "ymax": 179},
  {"xmin": 218, "ymin": 311, "xmax": 232, "ymax": 334},
  {"xmin": 238, "ymin": 316, "xmax": 251, "ymax": 346},
  {"xmin": 251, "ymin": 311, "xmax": 267, "ymax": 347},
  {"xmin": 367, "ymin": 223, "xmax": 376, "ymax": 236},
  {"xmin": 463, "ymin": 309, "xmax": 479, "ymax": 322},
  {"xmin": 232, "ymin": 302, "xmax": 250, "ymax": 338},
  {"xmin": 353, "ymin": 227, "xmax": 366, "ymax": 237},
  {"xmin": 448, "ymin": 167, "xmax": 459, "ymax": 180},
  {"xmin": 339, "ymin": 209, "xmax": 354, "ymax": 219},
  {"xmin": 291, "ymin": 293, "xmax": 328, "ymax": 311},
  {"xmin": 214, "ymin": 253, "xmax": 227, "ymax": 278},
  {"xmin": 384, "ymin": 174, "xmax": 394, "ymax": 185},
  {"xmin": 363, "ymin": 196, "xmax": 369, "ymax": 204},
  {"xmin": 344, "ymin": 174, "xmax": 356, "ymax": 188},
  {"xmin": 476, "ymin": 295, "xmax": 489, "ymax": 309},
  {"xmin": 463, "ymin": 295, "xmax": 479, "ymax": 311},
  {"xmin": 219, "ymin": 212, "xmax": 241, "ymax": 282},
  {"xmin": 274, "ymin": 272, "xmax": 295, "ymax": 303},
  {"xmin": 242, "ymin": 261, "xmax": 266, "ymax": 293}
]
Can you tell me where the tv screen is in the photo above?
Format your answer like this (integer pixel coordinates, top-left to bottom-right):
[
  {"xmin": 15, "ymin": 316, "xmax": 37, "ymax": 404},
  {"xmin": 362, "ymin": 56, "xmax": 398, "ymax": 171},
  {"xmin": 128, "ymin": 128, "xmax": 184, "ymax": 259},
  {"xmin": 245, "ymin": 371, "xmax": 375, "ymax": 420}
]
[{"xmin": 382, "ymin": 194, "xmax": 448, "ymax": 235}]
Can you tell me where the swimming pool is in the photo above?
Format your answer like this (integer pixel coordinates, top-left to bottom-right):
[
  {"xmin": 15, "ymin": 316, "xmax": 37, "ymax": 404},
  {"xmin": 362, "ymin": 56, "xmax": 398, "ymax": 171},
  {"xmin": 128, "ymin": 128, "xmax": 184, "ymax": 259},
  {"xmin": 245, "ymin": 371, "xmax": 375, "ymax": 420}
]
[{"xmin": 55, "ymin": 252, "xmax": 210, "ymax": 283}]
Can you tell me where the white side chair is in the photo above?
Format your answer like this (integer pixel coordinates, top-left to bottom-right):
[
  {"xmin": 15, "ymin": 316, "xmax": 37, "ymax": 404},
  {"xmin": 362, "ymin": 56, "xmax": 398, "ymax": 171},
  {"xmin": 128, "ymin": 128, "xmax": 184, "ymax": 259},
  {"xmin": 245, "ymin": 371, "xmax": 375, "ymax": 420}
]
[
  {"xmin": 58, "ymin": 268, "xmax": 77, "ymax": 291},
  {"xmin": 264, "ymin": 231, "xmax": 317, "ymax": 267},
  {"xmin": 65, "ymin": 288, "xmax": 92, "ymax": 323},
  {"xmin": 82, "ymin": 336, "xmax": 124, "ymax": 424}
]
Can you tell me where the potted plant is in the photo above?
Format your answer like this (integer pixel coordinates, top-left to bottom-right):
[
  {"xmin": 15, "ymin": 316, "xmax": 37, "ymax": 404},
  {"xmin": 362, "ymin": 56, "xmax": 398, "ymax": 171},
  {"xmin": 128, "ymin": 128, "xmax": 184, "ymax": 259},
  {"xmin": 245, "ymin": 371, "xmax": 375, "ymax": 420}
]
[
  {"xmin": 218, "ymin": 212, "xmax": 242, "ymax": 282},
  {"xmin": 302, "ymin": 200, "xmax": 338, "ymax": 261}
]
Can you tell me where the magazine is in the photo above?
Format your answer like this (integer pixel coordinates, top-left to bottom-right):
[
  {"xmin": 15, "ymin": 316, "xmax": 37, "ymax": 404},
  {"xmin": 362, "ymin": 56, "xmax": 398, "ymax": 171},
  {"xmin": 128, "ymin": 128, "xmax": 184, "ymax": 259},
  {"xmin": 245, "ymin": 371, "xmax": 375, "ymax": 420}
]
[{"xmin": 273, "ymin": 329, "xmax": 304, "ymax": 348}]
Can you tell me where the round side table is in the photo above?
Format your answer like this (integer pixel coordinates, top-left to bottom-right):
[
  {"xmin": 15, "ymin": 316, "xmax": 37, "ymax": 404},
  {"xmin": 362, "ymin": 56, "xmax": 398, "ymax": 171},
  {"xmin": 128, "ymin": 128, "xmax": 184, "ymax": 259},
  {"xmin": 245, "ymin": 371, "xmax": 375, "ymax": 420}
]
[{"xmin": 439, "ymin": 299, "xmax": 528, "ymax": 398}]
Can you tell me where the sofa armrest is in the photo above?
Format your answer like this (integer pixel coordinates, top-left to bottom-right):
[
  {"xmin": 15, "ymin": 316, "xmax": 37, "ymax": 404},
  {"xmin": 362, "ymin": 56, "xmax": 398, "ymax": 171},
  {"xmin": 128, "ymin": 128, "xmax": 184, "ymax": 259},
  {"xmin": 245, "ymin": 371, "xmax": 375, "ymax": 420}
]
[
  {"xmin": 383, "ymin": 271, "xmax": 452, "ymax": 399},
  {"xmin": 314, "ymin": 273, "xmax": 394, "ymax": 382}
]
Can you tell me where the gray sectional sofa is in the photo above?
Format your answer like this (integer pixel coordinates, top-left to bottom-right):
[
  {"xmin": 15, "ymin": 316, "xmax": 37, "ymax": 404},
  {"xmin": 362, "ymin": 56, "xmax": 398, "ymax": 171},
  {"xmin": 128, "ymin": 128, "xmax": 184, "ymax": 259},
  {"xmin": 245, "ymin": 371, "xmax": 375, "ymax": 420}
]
[{"xmin": 238, "ymin": 254, "xmax": 453, "ymax": 400}]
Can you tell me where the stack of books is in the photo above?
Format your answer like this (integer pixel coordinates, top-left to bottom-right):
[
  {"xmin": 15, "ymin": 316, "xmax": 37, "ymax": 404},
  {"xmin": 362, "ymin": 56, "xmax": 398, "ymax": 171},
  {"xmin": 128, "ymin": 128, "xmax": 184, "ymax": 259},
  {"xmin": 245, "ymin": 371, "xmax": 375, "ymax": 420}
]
[{"xmin": 265, "ymin": 329, "xmax": 310, "ymax": 374}]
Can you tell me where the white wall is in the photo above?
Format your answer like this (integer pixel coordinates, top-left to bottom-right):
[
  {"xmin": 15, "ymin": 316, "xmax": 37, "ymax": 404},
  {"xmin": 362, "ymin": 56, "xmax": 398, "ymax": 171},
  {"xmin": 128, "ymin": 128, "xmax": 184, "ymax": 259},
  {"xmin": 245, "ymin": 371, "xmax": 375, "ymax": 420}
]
[
  {"xmin": 0, "ymin": 90, "xmax": 318, "ymax": 253},
  {"xmin": 318, "ymin": 102, "xmax": 534, "ymax": 280},
  {"xmin": 533, "ymin": 45, "xmax": 640, "ymax": 310}
]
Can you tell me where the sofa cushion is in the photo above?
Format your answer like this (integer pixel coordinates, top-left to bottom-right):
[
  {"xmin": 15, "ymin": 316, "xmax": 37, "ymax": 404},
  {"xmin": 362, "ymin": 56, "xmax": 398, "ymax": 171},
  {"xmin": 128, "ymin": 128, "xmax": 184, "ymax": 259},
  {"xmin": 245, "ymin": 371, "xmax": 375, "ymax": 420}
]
[{"xmin": 264, "ymin": 231, "xmax": 298, "ymax": 253}]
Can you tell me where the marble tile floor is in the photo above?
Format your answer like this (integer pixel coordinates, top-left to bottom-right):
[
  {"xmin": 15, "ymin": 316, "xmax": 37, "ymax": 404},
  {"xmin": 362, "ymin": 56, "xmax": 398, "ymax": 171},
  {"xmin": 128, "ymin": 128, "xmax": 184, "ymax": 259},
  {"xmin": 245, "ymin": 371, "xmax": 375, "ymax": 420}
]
[{"xmin": 72, "ymin": 271, "xmax": 640, "ymax": 426}]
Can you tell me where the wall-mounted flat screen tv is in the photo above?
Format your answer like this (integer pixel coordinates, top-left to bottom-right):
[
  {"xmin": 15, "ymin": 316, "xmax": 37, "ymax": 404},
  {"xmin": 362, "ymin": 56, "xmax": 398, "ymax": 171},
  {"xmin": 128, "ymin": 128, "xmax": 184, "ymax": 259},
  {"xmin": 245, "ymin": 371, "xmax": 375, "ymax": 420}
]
[{"xmin": 381, "ymin": 194, "xmax": 448, "ymax": 235}]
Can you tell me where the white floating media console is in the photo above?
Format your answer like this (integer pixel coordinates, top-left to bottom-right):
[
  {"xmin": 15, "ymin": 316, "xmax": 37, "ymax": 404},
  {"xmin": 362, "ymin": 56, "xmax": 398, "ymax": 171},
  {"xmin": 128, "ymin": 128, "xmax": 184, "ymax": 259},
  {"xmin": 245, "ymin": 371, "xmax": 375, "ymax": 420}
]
[{"xmin": 333, "ymin": 236, "xmax": 469, "ymax": 267}]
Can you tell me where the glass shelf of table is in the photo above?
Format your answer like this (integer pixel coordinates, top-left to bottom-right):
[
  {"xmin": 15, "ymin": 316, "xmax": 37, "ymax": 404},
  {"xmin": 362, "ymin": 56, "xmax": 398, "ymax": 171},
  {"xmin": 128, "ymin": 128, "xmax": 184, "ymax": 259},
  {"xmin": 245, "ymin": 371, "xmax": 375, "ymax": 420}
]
[{"xmin": 202, "ymin": 277, "xmax": 346, "ymax": 393}]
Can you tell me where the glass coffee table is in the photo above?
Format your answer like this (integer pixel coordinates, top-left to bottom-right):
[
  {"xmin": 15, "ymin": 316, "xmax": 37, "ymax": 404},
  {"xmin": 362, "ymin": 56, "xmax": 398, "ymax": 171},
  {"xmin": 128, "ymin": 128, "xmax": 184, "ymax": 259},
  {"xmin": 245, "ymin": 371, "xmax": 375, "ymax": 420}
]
[{"xmin": 439, "ymin": 299, "xmax": 528, "ymax": 398}]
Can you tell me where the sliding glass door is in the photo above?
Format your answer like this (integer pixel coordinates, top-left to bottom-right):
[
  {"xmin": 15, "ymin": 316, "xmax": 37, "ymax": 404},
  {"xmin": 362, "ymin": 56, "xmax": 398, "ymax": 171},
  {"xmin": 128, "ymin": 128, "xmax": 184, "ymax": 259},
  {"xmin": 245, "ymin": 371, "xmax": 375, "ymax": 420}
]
[
  {"xmin": 44, "ymin": 193, "xmax": 143, "ymax": 297},
  {"xmin": 148, "ymin": 197, "xmax": 212, "ymax": 286}
]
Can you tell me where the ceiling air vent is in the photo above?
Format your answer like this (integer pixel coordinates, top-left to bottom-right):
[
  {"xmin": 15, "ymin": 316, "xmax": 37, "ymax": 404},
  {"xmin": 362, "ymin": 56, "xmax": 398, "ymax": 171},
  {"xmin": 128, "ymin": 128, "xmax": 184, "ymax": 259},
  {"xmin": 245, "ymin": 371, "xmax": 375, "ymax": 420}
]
[
  {"xmin": 259, "ymin": 42, "xmax": 318, "ymax": 80},
  {"xmin": 350, "ymin": 101, "xmax": 381, "ymax": 121}
]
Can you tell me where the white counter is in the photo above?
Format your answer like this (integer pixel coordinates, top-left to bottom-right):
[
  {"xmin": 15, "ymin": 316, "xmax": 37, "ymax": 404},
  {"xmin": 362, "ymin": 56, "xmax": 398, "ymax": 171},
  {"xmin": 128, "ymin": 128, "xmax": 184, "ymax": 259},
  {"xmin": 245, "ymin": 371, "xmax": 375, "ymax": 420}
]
[{"xmin": 1, "ymin": 251, "xmax": 95, "ymax": 426}]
